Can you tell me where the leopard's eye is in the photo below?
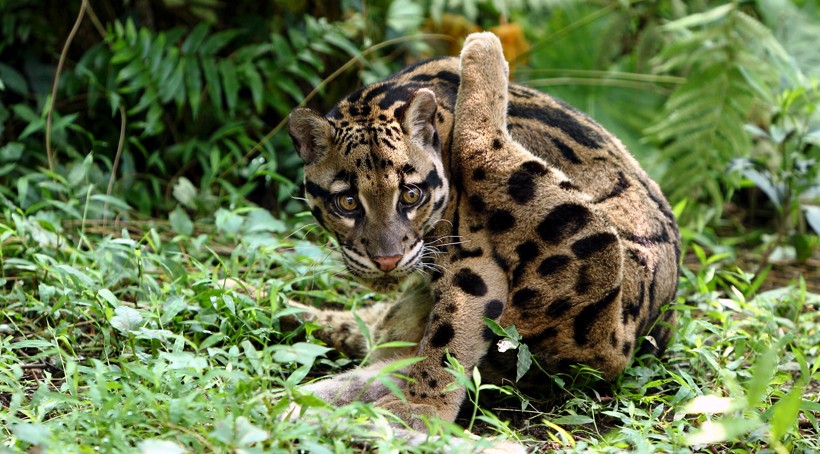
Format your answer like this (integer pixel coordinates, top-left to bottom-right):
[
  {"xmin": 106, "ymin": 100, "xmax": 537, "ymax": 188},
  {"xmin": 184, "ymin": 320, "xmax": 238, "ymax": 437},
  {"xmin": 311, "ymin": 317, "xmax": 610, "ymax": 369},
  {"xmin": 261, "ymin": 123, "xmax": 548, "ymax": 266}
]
[
  {"xmin": 400, "ymin": 186, "xmax": 423, "ymax": 206},
  {"xmin": 334, "ymin": 193, "xmax": 359, "ymax": 213}
]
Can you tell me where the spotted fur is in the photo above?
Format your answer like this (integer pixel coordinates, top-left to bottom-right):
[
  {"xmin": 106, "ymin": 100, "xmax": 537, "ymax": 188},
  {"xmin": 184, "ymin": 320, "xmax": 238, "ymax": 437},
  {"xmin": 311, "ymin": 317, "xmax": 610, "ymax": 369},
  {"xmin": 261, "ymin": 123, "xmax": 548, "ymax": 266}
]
[{"xmin": 287, "ymin": 32, "xmax": 680, "ymax": 430}]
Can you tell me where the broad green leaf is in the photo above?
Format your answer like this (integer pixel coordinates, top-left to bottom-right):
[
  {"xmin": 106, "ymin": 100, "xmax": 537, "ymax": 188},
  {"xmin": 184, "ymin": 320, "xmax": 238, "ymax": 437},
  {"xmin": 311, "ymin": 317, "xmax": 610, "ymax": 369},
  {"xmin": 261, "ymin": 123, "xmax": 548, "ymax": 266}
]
[
  {"xmin": 169, "ymin": 206, "xmax": 193, "ymax": 236},
  {"xmin": 181, "ymin": 22, "xmax": 210, "ymax": 54},
  {"xmin": 97, "ymin": 288, "xmax": 119, "ymax": 307},
  {"xmin": 770, "ymin": 382, "xmax": 805, "ymax": 442},
  {"xmin": 215, "ymin": 208, "xmax": 244, "ymax": 236},
  {"xmin": 484, "ymin": 318, "xmax": 509, "ymax": 337},
  {"xmin": 516, "ymin": 343, "xmax": 533, "ymax": 382},
  {"xmin": 245, "ymin": 209, "xmax": 286, "ymax": 233},
  {"xmin": 10, "ymin": 422, "xmax": 51, "ymax": 445},
  {"xmin": 552, "ymin": 414, "xmax": 594, "ymax": 425},
  {"xmin": 55, "ymin": 264, "xmax": 95, "ymax": 287},
  {"xmin": 272, "ymin": 342, "xmax": 331, "ymax": 365},
  {"xmin": 172, "ymin": 176, "xmax": 198, "ymax": 208},
  {"xmin": 746, "ymin": 348, "xmax": 777, "ymax": 407},
  {"xmin": 10, "ymin": 339, "xmax": 54, "ymax": 349},
  {"xmin": 161, "ymin": 296, "xmax": 187, "ymax": 324},
  {"xmin": 160, "ymin": 351, "xmax": 208, "ymax": 371},
  {"xmin": 0, "ymin": 142, "xmax": 24, "ymax": 162},
  {"xmin": 184, "ymin": 56, "xmax": 203, "ymax": 119},
  {"xmin": 241, "ymin": 64, "xmax": 263, "ymax": 113},
  {"xmin": 201, "ymin": 57, "xmax": 222, "ymax": 110},
  {"xmin": 236, "ymin": 416, "xmax": 268, "ymax": 446},
  {"xmin": 111, "ymin": 306, "xmax": 143, "ymax": 334},
  {"xmin": 218, "ymin": 60, "xmax": 238, "ymax": 114},
  {"xmin": 199, "ymin": 29, "xmax": 241, "ymax": 55}
]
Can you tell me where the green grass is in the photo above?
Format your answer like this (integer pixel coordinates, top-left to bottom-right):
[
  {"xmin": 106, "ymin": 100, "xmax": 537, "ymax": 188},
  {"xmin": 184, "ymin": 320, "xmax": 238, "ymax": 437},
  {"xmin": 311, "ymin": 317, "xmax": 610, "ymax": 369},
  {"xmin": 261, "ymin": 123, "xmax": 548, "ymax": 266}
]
[{"xmin": 1, "ymin": 202, "xmax": 817, "ymax": 453}]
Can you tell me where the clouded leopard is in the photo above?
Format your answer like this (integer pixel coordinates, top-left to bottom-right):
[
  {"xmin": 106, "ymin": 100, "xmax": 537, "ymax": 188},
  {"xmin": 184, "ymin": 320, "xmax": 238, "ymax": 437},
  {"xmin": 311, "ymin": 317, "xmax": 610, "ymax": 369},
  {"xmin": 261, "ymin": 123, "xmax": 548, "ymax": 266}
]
[{"xmin": 286, "ymin": 32, "xmax": 680, "ymax": 430}]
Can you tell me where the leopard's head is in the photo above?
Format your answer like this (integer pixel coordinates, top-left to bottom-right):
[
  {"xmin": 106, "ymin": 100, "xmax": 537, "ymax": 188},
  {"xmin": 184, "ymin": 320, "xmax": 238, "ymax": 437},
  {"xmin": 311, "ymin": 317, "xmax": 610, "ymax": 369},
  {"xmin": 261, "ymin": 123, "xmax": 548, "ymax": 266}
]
[{"xmin": 288, "ymin": 88, "xmax": 449, "ymax": 291}]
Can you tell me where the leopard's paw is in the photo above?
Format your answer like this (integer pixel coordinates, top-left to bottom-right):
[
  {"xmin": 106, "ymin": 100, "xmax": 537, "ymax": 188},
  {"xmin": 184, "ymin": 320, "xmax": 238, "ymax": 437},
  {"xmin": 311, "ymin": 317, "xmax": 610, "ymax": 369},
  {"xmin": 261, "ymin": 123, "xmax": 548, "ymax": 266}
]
[
  {"xmin": 375, "ymin": 396, "xmax": 440, "ymax": 432},
  {"xmin": 460, "ymin": 32, "xmax": 508, "ymax": 80}
]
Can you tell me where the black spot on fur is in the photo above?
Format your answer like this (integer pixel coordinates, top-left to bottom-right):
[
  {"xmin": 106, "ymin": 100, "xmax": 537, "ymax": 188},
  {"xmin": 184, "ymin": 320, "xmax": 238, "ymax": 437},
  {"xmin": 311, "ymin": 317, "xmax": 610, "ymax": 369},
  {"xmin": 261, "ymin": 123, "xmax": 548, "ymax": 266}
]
[
  {"xmin": 487, "ymin": 210, "xmax": 515, "ymax": 232},
  {"xmin": 525, "ymin": 326, "xmax": 558, "ymax": 344},
  {"xmin": 545, "ymin": 297, "xmax": 572, "ymax": 318},
  {"xmin": 537, "ymin": 204, "xmax": 590, "ymax": 244},
  {"xmin": 648, "ymin": 264, "xmax": 660, "ymax": 310},
  {"xmin": 508, "ymin": 171, "xmax": 536, "ymax": 204},
  {"xmin": 537, "ymin": 254, "xmax": 570, "ymax": 277},
  {"xmin": 361, "ymin": 84, "xmax": 390, "ymax": 105},
  {"xmin": 516, "ymin": 241, "xmax": 539, "ymax": 264},
  {"xmin": 310, "ymin": 208, "xmax": 326, "ymax": 228},
  {"xmin": 521, "ymin": 160, "xmax": 549, "ymax": 175},
  {"xmin": 492, "ymin": 138, "xmax": 503, "ymax": 149},
  {"xmin": 452, "ymin": 246, "xmax": 483, "ymax": 262},
  {"xmin": 434, "ymin": 70, "xmax": 460, "ymax": 86},
  {"xmin": 431, "ymin": 323, "xmax": 455, "ymax": 348},
  {"xmin": 482, "ymin": 326, "xmax": 495, "ymax": 341},
  {"xmin": 622, "ymin": 341, "xmax": 632, "ymax": 357},
  {"xmin": 575, "ymin": 265, "xmax": 592, "ymax": 294},
  {"xmin": 453, "ymin": 268, "xmax": 488, "ymax": 296},
  {"xmin": 571, "ymin": 232, "xmax": 618, "ymax": 259},
  {"xmin": 472, "ymin": 168, "xmax": 486, "ymax": 180},
  {"xmin": 492, "ymin": 250, "xmax": 510, "ymax": 272},
  {"xmin": 622, "ymin": 282, "xmax": 644, "ymax": 324},
  {"xmin": 379, "ymin": 84, "xmax": 417, "ymax": 110},
  {"xmin": 433, "ymin": 196, "xmax": 446, "ymax": 212},
  {"xmin": 305, "ymin": 181, "xmax": 330, "ymax": 200},
  {"xmin": 610, "ymin": 331, "xmax": 618, "ymax": 347},
  {"xmin": 574, "ymin": 286, "xmax": 621, "ymax": 345},
  {"xmin": 445, "ymin": 303, "xmax": 457, "ymax": 314},
  {"xmin": 484, "ymin": 299, "xmax": 504, "ymax": 319},
  {"xmin": 469, "ymin": 195, "xmax": 485, "ymax": 213},
  {"xmin": 627, "ymin": 248, "xmax": 648, "ymax": 268},
  {"xmin": 430, "ymin": 267, "xmax": 443, "ymax": 282},
  {"xmin": 550, "ymin": 137, "xmax": 583, "ymax": 164},
  {"xmin": 400, "ymin": 163, "xmax": 416, "ymax": 175},
  {"xmin": 512, "ymin": 287, "xmax": 539, "ymax": 308},
  {"xmin": 559, "ymin": 180, "xmax": 580, "ymax": 191},
  {"xmin": 594, "ymin": 172, "xmax": 630, "ymax": 203},
  {"xmin": 508, "ymin": 103, "xmax": 603, "ymax": 148},
  {"xmin": 424, "ymin": 169, "xmax": 443, "ymax": 189},
  {"xmin": 428, "ymin": 378, "xmax": 438, "ymax": 389},
  {"xmin": 621, "ymin": 229, "xmax": 670, "ymax": 248},
  {"xmin": 410, "ymin": 73, "xmax": 436, "ymax": 82}
]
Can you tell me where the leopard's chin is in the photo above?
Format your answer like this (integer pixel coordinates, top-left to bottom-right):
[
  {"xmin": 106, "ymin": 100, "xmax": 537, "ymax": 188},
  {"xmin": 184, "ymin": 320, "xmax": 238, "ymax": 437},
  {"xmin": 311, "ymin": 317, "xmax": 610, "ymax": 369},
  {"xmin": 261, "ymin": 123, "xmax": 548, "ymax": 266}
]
[{"xmin": 354, "ymin": 273, "xmax": 407, "ymax": 293}]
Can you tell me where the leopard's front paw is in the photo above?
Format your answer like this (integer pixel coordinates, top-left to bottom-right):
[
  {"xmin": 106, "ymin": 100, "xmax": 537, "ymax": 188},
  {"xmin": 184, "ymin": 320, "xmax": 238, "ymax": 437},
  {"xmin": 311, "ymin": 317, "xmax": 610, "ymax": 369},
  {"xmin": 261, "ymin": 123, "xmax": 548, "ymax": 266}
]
[
  {"xmin": 375, "ymin": 396, "xmax": 439, "ymax": 432},
  {"xmin": 460, "ymin": 32, "xmax": 508, "ymax": 79}
]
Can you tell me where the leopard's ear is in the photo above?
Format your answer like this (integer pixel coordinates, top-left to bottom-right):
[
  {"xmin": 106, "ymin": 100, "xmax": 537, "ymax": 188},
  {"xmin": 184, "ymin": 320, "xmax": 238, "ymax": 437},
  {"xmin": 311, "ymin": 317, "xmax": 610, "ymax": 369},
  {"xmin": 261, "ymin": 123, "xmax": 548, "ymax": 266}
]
[
  {"xmin": 399, "ymin": 89, "xmax": 439, "ymax": 152},
  {"xmin": 288, "ymin": 108, "xmax": 334, "ymax": 165}
]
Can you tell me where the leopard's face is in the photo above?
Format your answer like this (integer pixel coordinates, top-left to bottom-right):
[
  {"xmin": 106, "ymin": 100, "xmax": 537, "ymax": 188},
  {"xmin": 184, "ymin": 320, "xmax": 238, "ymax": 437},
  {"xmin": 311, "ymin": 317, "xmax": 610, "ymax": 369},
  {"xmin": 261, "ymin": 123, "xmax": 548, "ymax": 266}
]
[{"xmin": 289, "ymin": 89, "xmax": 449, "ymax": 291}]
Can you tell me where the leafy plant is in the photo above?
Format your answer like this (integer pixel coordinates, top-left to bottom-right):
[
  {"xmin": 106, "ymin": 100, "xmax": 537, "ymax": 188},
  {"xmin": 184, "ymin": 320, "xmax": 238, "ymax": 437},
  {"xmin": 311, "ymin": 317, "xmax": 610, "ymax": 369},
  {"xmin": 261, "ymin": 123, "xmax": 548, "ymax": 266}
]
[
  {"xmin": 645, "ymin": 4, "xmax": 786, "ymax": 217},
  {"xmin": 728, "ymin": 74, "xmax": 819, "ymax": 262}
]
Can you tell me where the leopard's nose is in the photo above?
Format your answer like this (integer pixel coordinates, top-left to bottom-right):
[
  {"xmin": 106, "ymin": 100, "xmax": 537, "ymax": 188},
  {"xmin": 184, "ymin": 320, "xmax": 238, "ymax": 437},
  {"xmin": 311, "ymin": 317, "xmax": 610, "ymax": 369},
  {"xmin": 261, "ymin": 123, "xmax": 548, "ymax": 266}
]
[{"xmin": 373, "ymin": 255, "xmax": 403, "ymax": 272}]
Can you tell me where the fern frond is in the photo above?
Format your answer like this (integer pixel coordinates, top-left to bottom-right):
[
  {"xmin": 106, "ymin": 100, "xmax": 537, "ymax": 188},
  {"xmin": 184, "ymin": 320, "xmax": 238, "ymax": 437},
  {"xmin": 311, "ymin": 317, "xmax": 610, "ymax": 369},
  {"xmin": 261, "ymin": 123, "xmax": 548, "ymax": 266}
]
[{"xmin": 646, "ymin": 4, "xmax": 785, "ymax": 214}]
